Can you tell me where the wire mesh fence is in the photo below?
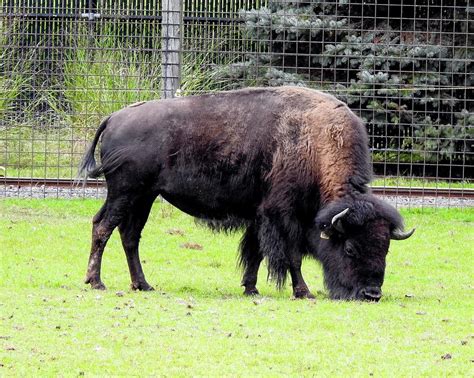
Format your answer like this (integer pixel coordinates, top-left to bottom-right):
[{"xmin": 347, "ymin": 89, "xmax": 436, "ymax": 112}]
[{"xmin": 0, "ymin": 0, "xmax": 472, "ymax": 206}]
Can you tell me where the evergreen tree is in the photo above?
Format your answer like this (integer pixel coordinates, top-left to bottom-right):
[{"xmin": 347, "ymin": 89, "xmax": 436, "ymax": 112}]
[{"xmin": 215, "ymin": 0, "xmax": 473, "ymax": 171}]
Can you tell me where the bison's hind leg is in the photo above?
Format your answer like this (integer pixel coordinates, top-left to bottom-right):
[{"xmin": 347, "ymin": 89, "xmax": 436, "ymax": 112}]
[
  {"xmin": 85, "ymin": 189, "xmax": 155, "ymax": 291},
  {"xmin": 118, "ymin": 194, "xmax": 157, "ymax": 291},
  {"xmin": 85, "ymin": 199, "xmax": 121, "ymax": 290},
  {"xmin": 239, "ymin": 224, "xmax": 263, "ymax": 296}
]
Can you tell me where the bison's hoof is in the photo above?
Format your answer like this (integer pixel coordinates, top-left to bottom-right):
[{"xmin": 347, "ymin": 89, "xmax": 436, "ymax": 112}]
[
  {"xmin": 89, "ymin": 281, "xmax": 107, "ymax": 290},
  {"xmin": 93, "ymin": 282, "xmax": 107, "ymax": 290},
  {"xmin": 131, "ymin": 282, "xmax": 155, "ymax": 291},
  {"xmin": 293, "ymin": 290, "xmax": 315, "ymax": 300},
  {"xmin": 243, "ymin": 287, "xmax": 260, "ymax": 296},
  {"xmin": 85, "ymin": 276, "xmax": 106, "ymax": 290}
]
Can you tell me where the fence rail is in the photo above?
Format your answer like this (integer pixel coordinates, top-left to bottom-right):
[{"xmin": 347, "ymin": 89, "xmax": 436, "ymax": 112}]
[
  {"xmin": 2, "ymin": 176, "xmax": 473, "ymax": 198},
  {"xmin": 0, "ymin": 0, "xmax": 472, "ymax": 206},
  {"xmin": 0, "ymin": 12, "xmax": 242, "ymax": 23}
]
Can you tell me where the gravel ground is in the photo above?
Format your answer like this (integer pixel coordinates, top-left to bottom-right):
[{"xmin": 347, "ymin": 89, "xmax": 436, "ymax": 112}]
[
  {"xmin": 1, "ymin": 185, "xmax": 108, "ymax": 200},
  {"xmin": 1, "ymin": 184, "xmax": 473, "ymax": 208}
]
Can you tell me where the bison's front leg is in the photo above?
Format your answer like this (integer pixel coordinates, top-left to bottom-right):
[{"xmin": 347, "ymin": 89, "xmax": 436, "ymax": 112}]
[
  {"xmin": 258, "ymin": 208, "xmax": 315, "ymax": 299},
  {"xmin": 242, "ymin": 254, "xmax": 263, "ymax": 296},
  {"xmin": 288, "ymin": 252, "xmax": 315, "ymax": 299},
  {"xmin": 239, "ymin": 225, "xmax": 263, "ymax": 296}
]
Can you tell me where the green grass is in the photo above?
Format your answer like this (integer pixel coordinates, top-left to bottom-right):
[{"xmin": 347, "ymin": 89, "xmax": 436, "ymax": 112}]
[
  {"xmin": 63, "ymin": 37, "xmax": 162, "ymax": 129},
  {"xmin": 0, "ymin": 199, "xmax": 473, "ymax": 375},
  {"xmin": 371, "ymin": 177, "xmax": 473, "ymax": 189},
  {"xmin": 0, "ymin": 125, "xmax": 91, "ymax": 179}
]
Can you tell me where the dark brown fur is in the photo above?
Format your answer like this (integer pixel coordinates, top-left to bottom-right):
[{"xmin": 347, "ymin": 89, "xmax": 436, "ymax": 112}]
[{"xmin": 78, "ymin": 87, "xmax": 412, "ymax": 300}]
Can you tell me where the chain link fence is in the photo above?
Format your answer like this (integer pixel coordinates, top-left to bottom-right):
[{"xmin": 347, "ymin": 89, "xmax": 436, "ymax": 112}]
[{"xmin": 0, "ymin": 0, "xmax": 472, "ymax": 205}]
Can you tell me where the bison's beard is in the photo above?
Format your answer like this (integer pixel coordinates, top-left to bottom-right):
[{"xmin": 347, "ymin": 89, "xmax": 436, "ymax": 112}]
[{"xmin": 323, "ymin": 271, "xmax": 359, "ymax": 300}]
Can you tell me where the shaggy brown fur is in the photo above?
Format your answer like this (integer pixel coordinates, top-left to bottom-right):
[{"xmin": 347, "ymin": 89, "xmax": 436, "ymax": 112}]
[{"xmin": 78, "ymin": 86, "xmax": 412, "ymax": 300}]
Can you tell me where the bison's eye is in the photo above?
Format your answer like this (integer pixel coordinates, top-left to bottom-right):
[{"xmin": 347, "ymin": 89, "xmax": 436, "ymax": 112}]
[
  {"xmin": 320, "ymin": 222, "xmax": 329, "ymax": 230},
  {"xmin": 344, "ymin": 243, "xmax": 357, "ymax": 257}
]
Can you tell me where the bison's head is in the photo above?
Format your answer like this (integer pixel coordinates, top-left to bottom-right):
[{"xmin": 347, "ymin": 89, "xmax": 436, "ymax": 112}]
[{"xmin": 310, "ymin": 195, "xmax": 414, "ymax": 301}]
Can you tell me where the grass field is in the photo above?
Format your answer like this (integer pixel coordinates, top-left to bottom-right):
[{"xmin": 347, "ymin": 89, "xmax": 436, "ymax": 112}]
[{"xmin": 1, "ymin": 199, "xmax": 473, "ymax": 376}]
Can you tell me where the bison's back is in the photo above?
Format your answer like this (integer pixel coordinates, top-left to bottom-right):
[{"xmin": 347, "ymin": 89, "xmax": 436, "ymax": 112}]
[
  {"xmin": 98, "ymin": 87, "xmax": 370, "ymax": 220},
  {"xmin": 103, "ymin": 86, "xmax": 348, "ymax": 146},
  {"xmin": 99, "ymin": 89, "xmax": 287, "ymax": 220}
]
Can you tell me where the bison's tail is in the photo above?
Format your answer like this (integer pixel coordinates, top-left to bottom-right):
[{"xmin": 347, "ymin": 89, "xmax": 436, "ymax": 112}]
[{"xmin": 76, "ymin": 116, "xmax": 110, "ymax": 185}]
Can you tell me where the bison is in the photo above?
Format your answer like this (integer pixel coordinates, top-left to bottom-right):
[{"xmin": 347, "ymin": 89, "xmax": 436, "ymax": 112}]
[{"xmin": 78, "ymin": 86, "xmax": 414, "ymax": 301}]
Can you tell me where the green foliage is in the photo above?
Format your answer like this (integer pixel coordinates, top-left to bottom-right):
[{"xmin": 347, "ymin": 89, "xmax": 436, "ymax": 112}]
[
  {"xmin": 0, "ymin": 58, "xmax": 30, "ymax": 117},
  {"xmin": 63, "ymin": 34, "xmax": 162, "ymax": 128},
  {"xmin": 180, "ymin": 37, "xmax": 243, "ymax": 95},
  {"xmin": 1, "ymin": 1, "xmax": 471, "ymax": 179},
  {"xmin": 0, "ymin": 19, "xmax": 33, "ymax": 118},
  {"xmin": 409, "ymin": 111, "xmax": 474, "ymax": 163},
  {"xmin": 215, "ymin": 1, "xmax": 473, "ymax": 165}
]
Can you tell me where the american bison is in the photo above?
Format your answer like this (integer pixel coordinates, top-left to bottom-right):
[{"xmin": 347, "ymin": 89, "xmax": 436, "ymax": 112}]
[{"xmin": 78, "ymin": 86, "xmax": 414, "ymax": 301}]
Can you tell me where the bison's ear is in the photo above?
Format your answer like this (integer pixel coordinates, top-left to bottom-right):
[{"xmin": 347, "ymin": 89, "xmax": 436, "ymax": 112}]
[{"xmin": 320, "ymin": 230, "xmax": 330, "ymax": 239}]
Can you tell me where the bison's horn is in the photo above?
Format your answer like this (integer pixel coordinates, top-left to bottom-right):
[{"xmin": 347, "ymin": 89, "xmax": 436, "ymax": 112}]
[
  {"xmin": 331, "ymin": 208, "xmax": 349, "ymax": 233},
  {"xmin": 390, "ymin": 228, "xmax": 415, "ymax": 240}
]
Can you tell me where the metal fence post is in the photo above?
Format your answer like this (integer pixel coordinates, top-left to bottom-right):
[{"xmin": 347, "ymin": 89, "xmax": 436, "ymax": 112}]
[{"xmin": 161, "ymin": 0, "xmax": 182, "ymax": 99}]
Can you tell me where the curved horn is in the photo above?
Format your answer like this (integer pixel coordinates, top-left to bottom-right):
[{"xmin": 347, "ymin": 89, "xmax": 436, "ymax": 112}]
[
  {"xmin": 390, "ymin": 227, "xmax": 415, "ymax": 240},
  {"xmin": 331, "ymin": 208, "xmax": 349, "ymax": 233}
]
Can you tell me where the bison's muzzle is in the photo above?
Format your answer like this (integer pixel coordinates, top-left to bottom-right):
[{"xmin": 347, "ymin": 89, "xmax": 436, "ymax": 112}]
[{"xmin": 358, "ymin": 286, "xmax": 383, "ymax": 302}]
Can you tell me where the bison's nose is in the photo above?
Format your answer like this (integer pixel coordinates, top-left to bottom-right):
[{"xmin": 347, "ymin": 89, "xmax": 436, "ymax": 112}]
[{"xmin": 360, "ymin": 286, "xmax": 382, "ymax": 302}]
